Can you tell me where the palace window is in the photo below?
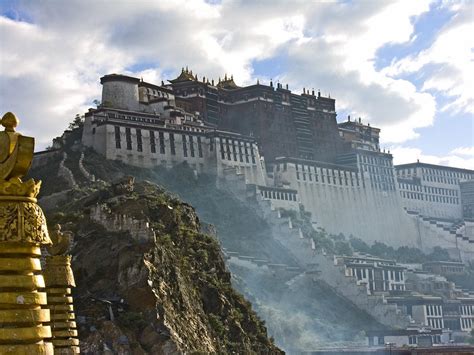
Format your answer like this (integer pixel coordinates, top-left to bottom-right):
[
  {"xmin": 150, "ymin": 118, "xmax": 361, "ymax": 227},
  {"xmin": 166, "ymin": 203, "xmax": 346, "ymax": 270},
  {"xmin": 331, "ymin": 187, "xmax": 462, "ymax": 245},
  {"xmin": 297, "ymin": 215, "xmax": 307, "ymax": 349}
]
[
  {"xmin": 125, "ymin": 127, "xmax": 132, "ymax": 150},
  {"xmin": 232, "ymin": 140, "xmax": 237, "ymax": 161},
  {"xmin": 170, "ymin": 133, "xmax": 176, "ymax": 155},
  {"xmin": 159, "ymin": 132, "xmax": 165, "ymax": 154},
  {"xmin": 189, "ymin": 135, "xmax": 195, "ymax": 157},
  {"xmin": 182, "ymin": 134, "xmax": 188, "ymax": 157},
  {"xmin": 136, "ymin": 129, "xmax": 143, "ymax": 152},
  {"xmin": 197, "ymin": 136, "xmax": 203, "ymax": 158},
  {"xmin": 115, "ymin": 126, "xmax": 121, "ymax": 149},
  {"xmin": 220, "ymin": 139, "xmax": 225, "ymax": 160},
  {"xmin": 149, "ymin": 130, "xmax": 156, "ymax": 153},
  {"xmin": 226, "ymin": 139, "xmax": 231, "ymax": 160}
]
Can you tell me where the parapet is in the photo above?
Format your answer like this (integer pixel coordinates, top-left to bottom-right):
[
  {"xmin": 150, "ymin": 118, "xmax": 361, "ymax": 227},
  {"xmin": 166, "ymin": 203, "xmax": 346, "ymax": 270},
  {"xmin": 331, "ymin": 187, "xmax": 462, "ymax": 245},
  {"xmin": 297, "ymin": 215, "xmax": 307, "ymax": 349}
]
[{"xmin": 100, "ymin": 74, "xmax": 140, "ymax": 85}]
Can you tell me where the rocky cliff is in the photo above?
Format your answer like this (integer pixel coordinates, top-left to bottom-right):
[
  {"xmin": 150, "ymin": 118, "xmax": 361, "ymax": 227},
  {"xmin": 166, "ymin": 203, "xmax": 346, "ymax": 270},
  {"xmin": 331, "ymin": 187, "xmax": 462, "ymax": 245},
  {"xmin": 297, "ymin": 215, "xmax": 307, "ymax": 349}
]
[{"xmin": 35, "ymin": 161, "xmax": 281, "ymax": 353}]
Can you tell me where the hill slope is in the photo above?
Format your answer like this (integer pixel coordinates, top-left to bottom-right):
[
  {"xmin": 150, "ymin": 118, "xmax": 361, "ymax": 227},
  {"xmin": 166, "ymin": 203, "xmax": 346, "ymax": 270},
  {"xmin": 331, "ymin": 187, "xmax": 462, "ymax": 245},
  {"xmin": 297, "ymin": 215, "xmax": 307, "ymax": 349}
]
[{"xmin": 32, "ymin": 153, "xmax": 281, "ymax": 353}]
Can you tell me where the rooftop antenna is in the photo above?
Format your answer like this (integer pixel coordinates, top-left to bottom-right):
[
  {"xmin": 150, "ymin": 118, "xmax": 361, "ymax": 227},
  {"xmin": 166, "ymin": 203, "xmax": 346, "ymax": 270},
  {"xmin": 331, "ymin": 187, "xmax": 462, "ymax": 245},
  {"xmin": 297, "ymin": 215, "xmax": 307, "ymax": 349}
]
[{"xmin": 257, "ymin": 79, "xmax": 260, "ymax": 85}]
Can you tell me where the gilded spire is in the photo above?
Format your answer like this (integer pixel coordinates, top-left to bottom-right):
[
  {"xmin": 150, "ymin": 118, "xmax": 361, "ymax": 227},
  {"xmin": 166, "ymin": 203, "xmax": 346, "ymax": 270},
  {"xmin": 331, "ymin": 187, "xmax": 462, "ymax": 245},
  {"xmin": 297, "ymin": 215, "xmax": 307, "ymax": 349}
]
[
  {"xmin": 0, "ymin": 112, "xmax": 35, "ymax": 185},
  {"xmin": 1, "ymin": 112, "xmax": 19, "ymax": 132}
]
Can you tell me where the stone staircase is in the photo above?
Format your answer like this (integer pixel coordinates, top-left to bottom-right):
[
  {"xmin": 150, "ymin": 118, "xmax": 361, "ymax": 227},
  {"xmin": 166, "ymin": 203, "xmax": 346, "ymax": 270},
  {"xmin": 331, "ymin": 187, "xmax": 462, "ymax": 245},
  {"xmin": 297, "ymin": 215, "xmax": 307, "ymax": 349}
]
[
  {"xmin": 58, "ymin": 152, "xmax": 78, "ymax": 189},
  {"xmin": 405, "ymin": 210, "xmax": 474, "ymax": 262},
  {"xmin": 78, "ymin": 152, "xmax": 96, "ymax": 182}
]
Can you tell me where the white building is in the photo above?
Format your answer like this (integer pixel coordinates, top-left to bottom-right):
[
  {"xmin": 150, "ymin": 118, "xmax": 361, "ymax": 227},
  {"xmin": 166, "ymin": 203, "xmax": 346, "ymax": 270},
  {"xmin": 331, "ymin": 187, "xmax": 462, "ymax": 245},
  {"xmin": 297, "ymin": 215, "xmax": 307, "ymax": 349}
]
[{"xmin": 396, "ymin": 162, "xmax": 474, "ymax": 220}]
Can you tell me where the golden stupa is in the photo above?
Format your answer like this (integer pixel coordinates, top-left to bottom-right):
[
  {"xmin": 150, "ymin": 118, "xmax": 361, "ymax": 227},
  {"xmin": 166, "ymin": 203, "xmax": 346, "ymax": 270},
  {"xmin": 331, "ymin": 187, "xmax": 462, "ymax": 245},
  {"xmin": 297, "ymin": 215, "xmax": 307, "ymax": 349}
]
[{"xmin": 0, "ymin": 112, "xmax": 53, "ymax": 354}]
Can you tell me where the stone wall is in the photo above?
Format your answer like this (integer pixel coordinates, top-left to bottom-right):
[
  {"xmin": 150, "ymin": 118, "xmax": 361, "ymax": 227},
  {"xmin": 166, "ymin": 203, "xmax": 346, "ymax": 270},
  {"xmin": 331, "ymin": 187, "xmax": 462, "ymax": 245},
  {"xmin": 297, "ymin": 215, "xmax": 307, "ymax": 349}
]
[{"xmin": 32, "ymin": 149, "xmax": 61, "ymax": 169}]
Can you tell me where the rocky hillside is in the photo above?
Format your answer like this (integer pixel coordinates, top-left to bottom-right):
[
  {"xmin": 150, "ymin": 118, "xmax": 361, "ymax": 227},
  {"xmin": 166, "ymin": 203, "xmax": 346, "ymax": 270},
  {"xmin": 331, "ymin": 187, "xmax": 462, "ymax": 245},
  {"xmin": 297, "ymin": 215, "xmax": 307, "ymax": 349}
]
[{"xmin": 33, "ymin": 155, "xmax": 281, "ymax": 353}]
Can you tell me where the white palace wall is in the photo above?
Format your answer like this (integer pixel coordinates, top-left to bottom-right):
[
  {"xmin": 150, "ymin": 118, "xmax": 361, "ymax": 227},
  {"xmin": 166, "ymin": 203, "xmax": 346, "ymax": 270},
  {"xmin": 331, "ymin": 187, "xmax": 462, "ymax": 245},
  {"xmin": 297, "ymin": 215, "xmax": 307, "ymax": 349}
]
[
  {"xmin": 82, "ymin": 118, "xmax": 266, "ymax": 186},
  {"xmin": 274, "ymin": 161, "xmax": 419, "ymax": 247}
]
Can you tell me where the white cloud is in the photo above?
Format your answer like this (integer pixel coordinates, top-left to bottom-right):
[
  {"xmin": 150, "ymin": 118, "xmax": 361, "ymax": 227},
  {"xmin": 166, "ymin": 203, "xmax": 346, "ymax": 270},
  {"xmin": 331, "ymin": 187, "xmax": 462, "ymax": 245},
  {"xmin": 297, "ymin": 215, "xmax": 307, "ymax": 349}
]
[
  {"xmin": 0, "ymin": 0, "xmax": 468, "ymax": 160},
  {"xmin": 385, "ymin": 1, "xmax": 474, "ymax": 114},
  {"xmin": 451, "ymin": 147, "xmax": 474, "ymax": 157}
]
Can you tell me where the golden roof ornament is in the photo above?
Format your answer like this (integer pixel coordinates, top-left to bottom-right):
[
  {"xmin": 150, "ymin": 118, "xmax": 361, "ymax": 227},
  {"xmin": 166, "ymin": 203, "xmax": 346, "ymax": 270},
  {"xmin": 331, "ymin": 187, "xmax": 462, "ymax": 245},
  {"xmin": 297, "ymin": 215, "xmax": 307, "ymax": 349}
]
[
  {"xmin": 0, "ymin": 112, "xmax": 50, "ymax": 244},
  {"xmin": 0, "ymin": 112, "xmax": 41, "ymax": 199}
]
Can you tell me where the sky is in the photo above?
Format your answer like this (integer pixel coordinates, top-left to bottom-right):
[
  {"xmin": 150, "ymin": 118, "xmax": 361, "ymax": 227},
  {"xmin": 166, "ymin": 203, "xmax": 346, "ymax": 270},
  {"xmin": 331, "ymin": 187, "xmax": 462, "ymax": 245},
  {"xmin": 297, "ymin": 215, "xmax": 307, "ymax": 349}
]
[{"xmin": 0, "ymin": 0, "xmax": 472, "ymax": 168}]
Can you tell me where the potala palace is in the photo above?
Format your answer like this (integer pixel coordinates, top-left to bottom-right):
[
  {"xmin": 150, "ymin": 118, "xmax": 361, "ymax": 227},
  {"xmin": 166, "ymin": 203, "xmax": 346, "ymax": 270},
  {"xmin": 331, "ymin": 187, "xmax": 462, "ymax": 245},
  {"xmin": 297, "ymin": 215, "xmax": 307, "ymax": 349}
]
[{"xmin": 81, "ymin": 70, "xmax": 474, "ymax": 262}]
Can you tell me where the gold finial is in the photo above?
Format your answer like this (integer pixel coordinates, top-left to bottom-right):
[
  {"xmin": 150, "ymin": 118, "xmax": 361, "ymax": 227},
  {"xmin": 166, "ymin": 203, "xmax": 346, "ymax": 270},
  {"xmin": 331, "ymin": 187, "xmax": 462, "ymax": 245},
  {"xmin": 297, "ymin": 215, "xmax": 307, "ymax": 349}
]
[
  {"xmin": 0, "ymin": 111, "xmax": 37, "ymax": 194},
  {"xmin": 1, "ymin": 112, "xmax": 19, "ymax": 132},
  {"xmin": 47, "ymin": 224, "xmax": 73, "ymax": 256}
]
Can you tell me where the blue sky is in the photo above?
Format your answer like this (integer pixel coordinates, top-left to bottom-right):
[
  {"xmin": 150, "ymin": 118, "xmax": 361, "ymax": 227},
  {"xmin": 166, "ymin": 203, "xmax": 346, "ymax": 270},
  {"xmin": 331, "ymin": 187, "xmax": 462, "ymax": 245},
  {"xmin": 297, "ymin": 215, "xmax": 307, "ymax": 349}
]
[{"xmin": 0, "ymin": 0, "xmax": 472, "ymax": 168}]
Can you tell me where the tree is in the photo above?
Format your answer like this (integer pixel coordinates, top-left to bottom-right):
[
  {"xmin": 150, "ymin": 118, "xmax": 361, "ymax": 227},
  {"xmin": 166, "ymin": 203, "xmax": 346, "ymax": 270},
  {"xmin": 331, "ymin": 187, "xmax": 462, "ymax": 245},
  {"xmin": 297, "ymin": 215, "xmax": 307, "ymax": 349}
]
[
  {"xmin": 68, "ymin": 114, "xmax": 84, "ymax": 130},
  {"xmin": 428, "ymin": 246, "xmax": 451, "ymax": 262}
]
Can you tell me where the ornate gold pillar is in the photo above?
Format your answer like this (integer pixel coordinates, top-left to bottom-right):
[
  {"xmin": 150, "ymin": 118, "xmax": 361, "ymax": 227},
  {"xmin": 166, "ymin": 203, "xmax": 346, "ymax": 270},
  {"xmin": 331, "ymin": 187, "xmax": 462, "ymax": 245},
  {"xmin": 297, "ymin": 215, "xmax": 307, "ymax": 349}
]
[
  {"xmin": 0, "ymin": 112, "xmax": 53, "ymax": 354},
  {"xmin": 44, "ymin": 225, "xmax": 80, "ymax": 354}
]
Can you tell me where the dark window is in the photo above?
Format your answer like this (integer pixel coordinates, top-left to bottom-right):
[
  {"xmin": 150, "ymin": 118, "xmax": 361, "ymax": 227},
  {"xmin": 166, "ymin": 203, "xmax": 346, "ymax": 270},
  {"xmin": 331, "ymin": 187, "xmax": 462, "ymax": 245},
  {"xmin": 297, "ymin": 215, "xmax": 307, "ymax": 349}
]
[
  {"xmin": 197, "ymin": 136, "xmax": 203, "ymax": 157},
  {"xmin": 220, "ymin": 139, "xmax": 225, "ymax": 159},
  {"xmin": 150, "ymin": 130, "xmax": 156, "ymax": 153},
  {"xmin": 170, "ymin": 133, "xmax": 175, "ymax": 155},
  {"xmin": 232, "ymin": 140, "xmax": 237, "ymax": 161},
  {"xmin": 189, "ymin": 135, "xmax": 195, "ymax": 157},
  {"xmin": 226, "ymin": 139, "xmax": 231, "ymax": 160},
  {"xmin": 136, "ymin": 129, "xmax": 143, "ymax": 152},
  {"xmin": 125, "ymin": 127, "xmax": 132, "ymax": 150},
  {"xmin": 115, "ymin": 126, "xmax": 121, "ymax": 149},
  {"xmin": 159, "ymin": 132, "xmax": 165, "ymax": 154},
  {"xmin": 244, "ymin": 143, "xmax": 249, "ymax": 163},
  {"xmin": 182, "ymin": 134, "xmax": 188, "ymax": 157}
]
